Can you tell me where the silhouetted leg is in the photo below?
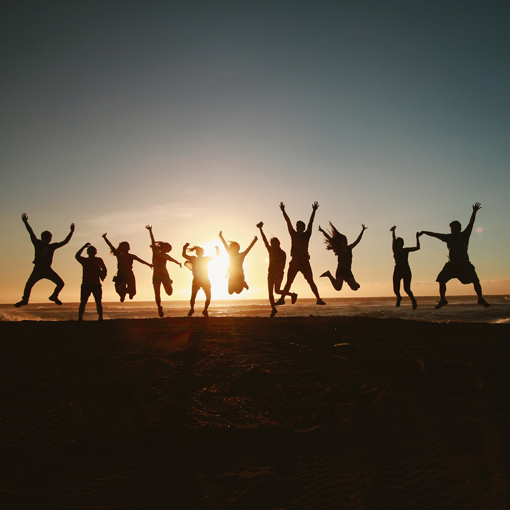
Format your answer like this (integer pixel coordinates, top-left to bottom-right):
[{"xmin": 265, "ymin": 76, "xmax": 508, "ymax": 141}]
[
  {"xmin": 435, "ymin": 282, "xmax": 448, "ymax": 309},
  {"xmin": 115, "ymin": 279, "xmax": 127, "ymax": 302},
  {"xmin": 92, "ymin": 285, "xmax": 103, "ymax": 320},
  {"xmin": 393, "ymin": 270, "xmax": 402, "ymax": 307},
  {"xmin": 320, "ymin": 270, "xmax": 344, "ymax": 291},
  {"xmin": 19, "ymin": 269, "xmax": 44, "ymax": 304},
  {"xmin": 189, "ymin": 281, "xmax": 199, "ymax": 316},
  {"xmin": 274, "ymin": 271, "xmax": 297, "ymax": 304},
  {"xmin": 303, "ymin": 262, "xmax": 325, "ymax": 304},
  {"xmin": 276, "ymin": 263, "xmax": 298, "ymax": 305},
  {"xmin": 78, "ymin": 285, "xmax": 90, "ymax": 320},
  {"xmin": 46, "ymin": 269, "xmax": 64, "ymax": 304},
  {"xmin": 153, "ymin": 280, "xmax": 163, "ymax": 317},
  {"xmin": 126, "ymin": 273, "xmax": 136, "ymax": 300},
  {"xmin": 473, "ymin": 280, "xmax": 490, "ymax": 307},
  {"xmin": 403, "ymin": 273, "xmax": 417, "ymax": 309},
  {"xmin": 203, "ymin": 284, "xmax": 211, "ymax": 316}
]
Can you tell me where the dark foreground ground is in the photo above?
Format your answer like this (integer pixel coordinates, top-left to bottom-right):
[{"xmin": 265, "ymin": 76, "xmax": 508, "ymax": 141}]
[{"xmin": 1, "ymin": 317, "xmax": 510, "ymax": 509}]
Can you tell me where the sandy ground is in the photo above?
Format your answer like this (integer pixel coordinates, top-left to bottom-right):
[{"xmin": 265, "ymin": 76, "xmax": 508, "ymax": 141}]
[{"xmin": 1, "ymin": 317, "xmax": 510, "ymax": 509}]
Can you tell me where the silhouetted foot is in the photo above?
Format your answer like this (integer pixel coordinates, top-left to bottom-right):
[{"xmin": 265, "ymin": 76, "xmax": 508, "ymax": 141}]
[
  {"xmin": 202, "ymin": 310, "xmax": 209, "ymax": 317},
  {"xmin": 158, "ymin": 306, "xmax": 164, "ymax": 317},
  {"xmin": 78, "ymin": 317, "xmax": 83, "ymax": 322},
  {"xmin": 270, "ymin": 308, "xmax": 277, "ymax": 318},
  {"xmin": 396, "ymin": 296, "xmax": 402, "ymax": 307},
  {"xmin": 320, "ymin": 271, "xmax": 330, "ymax": 278},
  {"xmin": 243, "ymin": 281, "xmax": 249, "ymax": 290},
  {"xmin": 49, "ymin": 295, "xmax": 62, "ymax": 305},
  {"xmin": 129, "ymin": 294, "xmax": 134, "ymax": 300},
  {"xmin": 477, "ymin": 298, "xmax": 490, "ymax": 308},
  {"xmin": 316, "ymin": 298, "xmax": 326, "ymax": 305},
  {"xmin": 412, "ymin": 299, "xmax": 418, "ymax": 310},
  {"xmin": 120, "ymin": 295, "xmax": 125, "ymax": 303},
  {"xmin": 98, "ymin": 317, "xmax": 103, "ymax": 321},
  {"xmin": 14, "ymin": 300, "xmax": 28, "ymax": 308},
  {"xmin": 291, "ymin": 293, "xmax": 298, "ymax": 304},
  {"xmin": 435, "ymin": 299, "xmax": 448, "ymax": 309},
  {"xmin": 188, "ymin": 308, "xmax": 194, "ymax": 316},
  {"xmin": 275, "ymin": 297, "xmax": 285, "ymax": 306}
]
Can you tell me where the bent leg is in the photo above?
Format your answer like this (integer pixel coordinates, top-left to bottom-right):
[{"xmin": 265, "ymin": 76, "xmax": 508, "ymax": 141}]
[{"xmin": 21, "ymin": 270, "xmax": 44, "ymax": 302}]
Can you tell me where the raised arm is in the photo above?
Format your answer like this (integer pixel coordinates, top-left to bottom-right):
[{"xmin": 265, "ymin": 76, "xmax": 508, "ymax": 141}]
[
  {"xmin": 390, "ymin": 225, "xmax": 396, "ymax": 242},
  {"xmin": 75, "ymin": 242, "xmax": 89, "ymax": 261},
  {"xmin": 145, "ymin": 225, "xmax": 156, "ymax": 246},
  {"xmin": 349, "ymin": 224, "xmax": 367, "ymax": 250},
  {"xmin": 219, "ymin": 231, "xmax": 229, "ymax": 251},
  {"xmin": 102, "ymin": 233, "xmax": 116, "ymax": 254},
  {"xmin": 55, "ymin": 223, "xmax": 75, "ymax": 248},
  {"xmin": 182, "ymin": 243, "xmax": 192, "ymax": 261},
  {"xmin": 464, "ymin": 202, "xmax": 481, "ymax": 237},
  {"xmin": 306, "ymin": 201, "xmax": 319, "ymax": 234},
  {"xmin": 318, "ymin": 225, "xmax": 332, "ymax": 242},
  {"xmin": 21, "ymin": 213, "xmax": 38, "ymax": 244},
  {"xmin": 280, "ymin": 202, "xmax": 294, "ymax": 234},
  {"xmin": 408, "ymin": 232, "xmax": 422, "ymax": 253},
  {"xmin": 256, "ymin": 222, "xmax": 271, "ymax": 251},
  {"xmin": 242, "ymin": 236, "xmax": 258, "ymax": 256}
]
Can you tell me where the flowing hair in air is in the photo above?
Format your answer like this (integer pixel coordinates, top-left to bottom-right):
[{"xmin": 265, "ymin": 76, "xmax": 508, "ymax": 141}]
[{"xmin": 322, "ymin": 222, "xmax": 347, "ymax": 256}]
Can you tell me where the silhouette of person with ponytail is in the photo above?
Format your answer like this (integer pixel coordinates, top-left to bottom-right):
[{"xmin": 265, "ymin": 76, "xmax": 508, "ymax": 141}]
[
  {"xmin": 182, "ymin": 243, "xmax": 219, "ymax": 317},
  {"xmin": 102, "ymin": 233, "xmax": 152, "ymax": 302}
]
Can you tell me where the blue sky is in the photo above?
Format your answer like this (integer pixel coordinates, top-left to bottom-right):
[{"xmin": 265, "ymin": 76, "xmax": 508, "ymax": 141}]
[{"xmin": 1, "ymin": 1, "xmax": 509, "ymax": 304}]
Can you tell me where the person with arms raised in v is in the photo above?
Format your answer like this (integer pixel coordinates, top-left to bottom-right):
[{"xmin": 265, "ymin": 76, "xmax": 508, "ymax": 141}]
[
  {"xmin": 15, "ymin": 213, "xmax": 75, "ymax": 307},
  {"xmin": 276, "ymin": 201, "xmax": 325, "ymax": 306}
]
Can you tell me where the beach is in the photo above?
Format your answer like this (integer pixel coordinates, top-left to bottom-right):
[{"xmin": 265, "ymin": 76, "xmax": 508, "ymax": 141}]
[{"xmin": 1, "ymin": 316, "xmax": 510, "ymax": 509}]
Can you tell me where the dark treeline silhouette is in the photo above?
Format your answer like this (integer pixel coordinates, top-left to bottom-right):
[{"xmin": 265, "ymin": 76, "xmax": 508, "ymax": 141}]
[{"xmin": 14, "ymin": 202, "xmax": 491, "ymax": 318}]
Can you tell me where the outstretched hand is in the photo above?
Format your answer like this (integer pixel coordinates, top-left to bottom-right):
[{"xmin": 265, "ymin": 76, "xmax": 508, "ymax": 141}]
[
  {"xmin": 390, "ymin": 225, "xmax": 396, "ymax": 232},
  {"xmin": 102, "ymin": 233, "xmax": 107, "ymax": 238},
  {"xmin": 145, "ymin": 225, "xmax": 152, "ymax": 231},
  {"xmin": 21, "ymin": 213, "xmax": 28, "ymax": 223},
  {"xmin": 417, "ymin": 232, "xmax": 423, "ymax": 237},
  {"xmin": 279, "ymin": 202, "xmax": 285, "ymax": 212},
  {"xmin": 70, "ymin": 223, "xmax": 75, "ymax": 232},
  {"xmin": 473, "ymin": 202, "xmax": 482, "ymax": 212},
  {"xmin": 312, "ymin": 201, "xmax": 319, "ymax": 211},
  {"xmin": 362, "ymin": 224, "xmax": 367, "ymax": 231},
  {"xmin": 256, "ymin": 221, "xmax": 263, "ymax": 229}
]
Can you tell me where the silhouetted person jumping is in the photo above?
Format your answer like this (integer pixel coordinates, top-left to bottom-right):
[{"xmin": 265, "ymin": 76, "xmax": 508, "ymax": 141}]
[
  {"xmin": 319, "ymin": 222, "xmax": 366, "ymax": 292},
  {"xmin": 146, "ymin": 225, "xmax": 182, "ymax": 317},
  {"xmin": 15, "ymin": 213, "xmax": 75, "ymax": 307},
  {"xmin": 182, "ymin": 243, "xmax": 219, "ymax": 317},
  {"xmin": 276, "ymin": 202, "xmax": 325, "ymax": 306},
  {"xmin": 420, "ymin": 202, "xmax": 490, "ymax": 309},
  {"xmin": 257, "ymin": 222, "xmax": 297, "ymax": 316},
  {"xmin": 102, "ymin": 233, "xmax": 152, "ymax": 302},
  {"xmin": 219, "ymin": 231, "xmax": 257, "ymax": 294},
  {"xmin": 390, "ymin": 226, "xmax": 421, "ymax": 309},
  {"xmin": 76, "ymin": 243, "xmax": 107, "ymax": 321}
]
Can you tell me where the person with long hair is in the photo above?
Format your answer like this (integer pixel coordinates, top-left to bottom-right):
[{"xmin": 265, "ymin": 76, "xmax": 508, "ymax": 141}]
[
  {"xmin": 319, "ymin": 222, "xmax": 367, "ymax": 292},
  {"xmin": 390, "ymin": 226, "xmax": 421, "ymax": 309},
  {"xmin": 182, "ymin": 243, "xmax": 219, "ymax": 317},
  {"xmin": 102, "ymin": 233, "xmax": 152, "ymax": 302},
  {"xmin": 146, "ymin": 225, "xmax": 182, "ymax": 317},
  {"xmin": 219, "ymin": 230, "xmax": 257, "ymax": 294}
]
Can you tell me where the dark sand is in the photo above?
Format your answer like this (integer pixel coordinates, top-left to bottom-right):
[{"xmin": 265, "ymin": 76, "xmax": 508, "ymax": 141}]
[{"xmin": 1, "ymin": 317, "xmax": 510, "ymax": 509}]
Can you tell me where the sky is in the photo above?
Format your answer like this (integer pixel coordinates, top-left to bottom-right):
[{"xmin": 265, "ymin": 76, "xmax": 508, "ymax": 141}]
[{"xmin": 1, "ymin": 0, "xmax": 509, "ymax": 305}]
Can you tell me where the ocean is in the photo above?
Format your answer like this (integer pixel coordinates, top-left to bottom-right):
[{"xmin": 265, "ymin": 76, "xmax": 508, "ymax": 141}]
[{"xmin": 1, "ymin": 295, "xmax": 509, "ymax": 324}]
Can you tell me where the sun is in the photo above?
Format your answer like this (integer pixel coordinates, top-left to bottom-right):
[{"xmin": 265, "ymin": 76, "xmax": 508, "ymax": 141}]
[{"xmin": 201, "ymin": 241, "xmax": 231, "ymax": 300}]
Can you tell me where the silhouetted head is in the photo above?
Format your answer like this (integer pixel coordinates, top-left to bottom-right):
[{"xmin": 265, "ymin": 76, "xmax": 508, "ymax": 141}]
[
  {"xmin": 191, "ymin": 246, "xmax": 204, "ymax": 257},
  {"xmin": 296, "ymin": 220, "xmax": 306, "ymax": 233},
  {"xmin": 41, "ymin": 231, "xmax": 52, "ymax": 244},
  {"xmin": 117, "ymin": 241, "xmax": 130, "ymax": 254},
  {"xmin": 449, "ymin": 220, "xmax": 461, "ymax": 234},
  {"xmin": 156, "ymin": 242, "xmax": 172, "ymax": 253},
  {"xmin": 394, "ymin": 237, "xmax": 404, "ymax": 250},
  {"xmin": 323, "ymin": 222, "xmax": 347, "ymax": 254},
  {"xmin": 270, "ymin": 237, "xmax": 280, "ymax": 249},
  {"xmin": 229, "ymin": 241, "xmax": 240, "ymax": 253},
  {"xmin": 87, "ymin": 245, "xmax": 97, "ymax": 257}
]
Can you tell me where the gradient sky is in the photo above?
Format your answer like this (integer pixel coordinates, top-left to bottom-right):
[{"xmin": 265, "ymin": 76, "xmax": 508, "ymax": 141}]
[{"xmin": 1, "ymin": 1, "xmax": 509, "ymax": 304}]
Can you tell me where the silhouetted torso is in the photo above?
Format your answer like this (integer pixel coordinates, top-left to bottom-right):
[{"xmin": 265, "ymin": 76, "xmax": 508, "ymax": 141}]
[
  {"xmin": 33, "ymin": 242, "xmax": 59, "ymax": 269},
  {"xmin": 77, "ymin": 256, "xmax": 106, "ymax": 285},
  {"xmin": 290, "ymin": 230, "xmax": 311, "ymax": 260}
]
